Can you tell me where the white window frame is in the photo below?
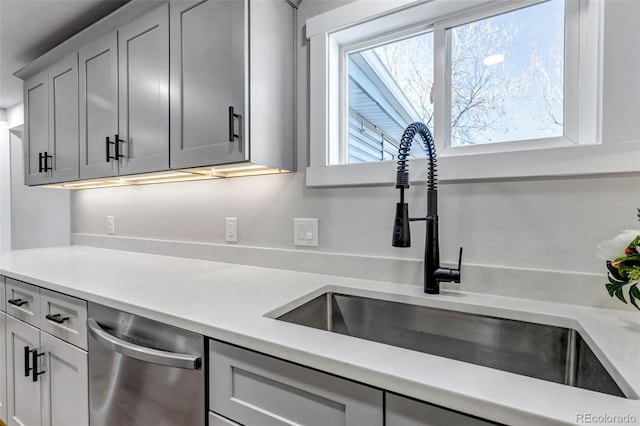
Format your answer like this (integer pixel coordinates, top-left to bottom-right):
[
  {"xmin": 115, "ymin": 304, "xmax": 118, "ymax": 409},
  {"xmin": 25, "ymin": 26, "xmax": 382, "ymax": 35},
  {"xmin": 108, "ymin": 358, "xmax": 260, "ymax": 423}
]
[{"xmin": 306, "ymin": 0, "xmax": 639, "ymax": 187}]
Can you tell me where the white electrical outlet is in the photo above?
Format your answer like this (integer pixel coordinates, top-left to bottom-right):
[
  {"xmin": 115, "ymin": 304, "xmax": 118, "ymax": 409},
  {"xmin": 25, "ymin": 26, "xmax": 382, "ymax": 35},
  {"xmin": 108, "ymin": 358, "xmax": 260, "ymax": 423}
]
[
  {"xmin": 107, "ymin": 216, "xmax": 115, "ymax": 235},
  {"xmin": 226, "ymin": 218, "xmax": 238, "ymax": 242},
  {"xmin": 293, "ymin": 218, "xmax": 318, "ymax": 247}
]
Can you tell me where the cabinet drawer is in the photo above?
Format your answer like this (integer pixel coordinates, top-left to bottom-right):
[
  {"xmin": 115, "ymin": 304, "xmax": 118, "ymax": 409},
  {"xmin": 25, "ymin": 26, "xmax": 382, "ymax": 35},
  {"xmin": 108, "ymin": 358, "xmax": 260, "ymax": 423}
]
[
  {"xmin": 1, "ymin": 276, "xmax": 5, "ymax": 312},
  {"xmin": 385, "ymin": 393, "xmax": 498, "ymax": 426},
  {"xmin": 209, "ymin": 412, "xmax": 241, "ymax": 426},
  {"xmin": 5, "ymin": 278, "xmax": 41, "ymax": 327},
  {"xmin": 210, "ymin": 340, "xmax": 383, "ymax": 426},
  {"xmin": 40, "ymin": 288, "xmax": 88, "ymax": 350}
]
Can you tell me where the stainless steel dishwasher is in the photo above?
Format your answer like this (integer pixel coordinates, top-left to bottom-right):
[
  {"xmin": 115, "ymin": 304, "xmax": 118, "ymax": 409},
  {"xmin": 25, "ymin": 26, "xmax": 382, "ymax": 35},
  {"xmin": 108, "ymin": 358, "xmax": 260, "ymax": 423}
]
[{"xmin": 87, "ymin": 302, "xmax": 205, "ymax": 426}]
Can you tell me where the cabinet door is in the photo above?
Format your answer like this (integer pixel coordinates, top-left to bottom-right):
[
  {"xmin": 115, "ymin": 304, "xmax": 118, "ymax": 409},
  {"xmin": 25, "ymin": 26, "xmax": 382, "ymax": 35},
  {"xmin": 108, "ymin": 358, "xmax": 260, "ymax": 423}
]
[
  {"xmin": 0, "ymin": 312, "xmax": 6, "ymax": 425},
  {"xmin": 210, "ymin": 341, "xmax": 383, "ymax": 426},
  {"xmin": 40, "ymin": 332, "xmax": 88, "ymax": 426},
  {"xmin": 79, "ymin": 32, "xmax": 119, "ymax": 179},
  {"xmin": 23, "ymin": 71, "xmax": 49, "ymax": 186},
  {"xmin": 6, "ymin": 316, "xmax": 41, "ymax": 426},
  {"xmin": 169, "ymin": 0, "xmax": 246, "ymax": 169},
  {"xmin": 385, "ymin": 393, "xmax": 498, "ymax": 426},
  {"xmin": 118, "ymin": 4, "xmax": 169, "ymax": 175},
  {"xmin": 48, "ymin": 53, "xmax": 80, "ymax": 184}
]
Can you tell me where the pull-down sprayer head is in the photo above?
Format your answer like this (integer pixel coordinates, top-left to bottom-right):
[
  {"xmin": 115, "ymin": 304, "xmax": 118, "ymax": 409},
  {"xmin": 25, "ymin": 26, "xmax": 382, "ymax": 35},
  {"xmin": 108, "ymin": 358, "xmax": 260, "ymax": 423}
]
[{"xmin": 391, "ymin": 122, "xmax": 437, "ymax": 248}]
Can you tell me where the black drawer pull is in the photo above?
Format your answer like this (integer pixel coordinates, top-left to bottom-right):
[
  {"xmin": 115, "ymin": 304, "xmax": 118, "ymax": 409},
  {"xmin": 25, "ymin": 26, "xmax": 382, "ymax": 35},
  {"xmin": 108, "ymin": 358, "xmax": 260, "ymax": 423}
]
[
  {"xmin": 43, "ymin": 151, "xmax": 52, "ymax": 172},
  {"xmin": 32, "ymin": 350, "xmax": 45, "ymax": 382},
  {"xmin": 106, "ymin": 136, "xmax": 116, "ymax": 162},
  {"xmin": 24, "ymin": 346, "xmax": 32, "ymax": 377},
  {"xmin": 46, "ymin": 313, "xmax": 70, "ymax": 324},
  {"xmin": 115, "ymin": 134, "xmax": 126, "ymax": 159},
  {"xmin": 229, "ymin": 106, "xmax": 239, "ymax": 142},
  {"xmin": 8, "ymin": 298, "xmax": 28, "ymax": 307}
]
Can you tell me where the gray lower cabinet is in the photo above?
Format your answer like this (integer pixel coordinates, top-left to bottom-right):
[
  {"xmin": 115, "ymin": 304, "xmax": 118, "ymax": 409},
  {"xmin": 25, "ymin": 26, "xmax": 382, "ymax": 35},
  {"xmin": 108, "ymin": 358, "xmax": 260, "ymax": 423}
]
[
  {"xmin": 40, "ymin": 331, "xmax": 89, "ymax": 426},
  {"xmin": 386, "ymin": 393, "xmax": 497, "ymax": 426},
  {"xmin": 0, "ymin": 278, "xmax": 5, "ymax": 425},
  {"xmin": 209, "ymin": 340, "xmax": 384, "ymax": 426},
  {"xmin": 0, "ymin": 311, "xmax": 6, "ymax": 425},
  {"xmin": 6, "ymin": 315, "xmax": 41, "ymax": 426},
  {"xmin": 4, "ymin": 283, "xmax": 88, "ymax": 426}
]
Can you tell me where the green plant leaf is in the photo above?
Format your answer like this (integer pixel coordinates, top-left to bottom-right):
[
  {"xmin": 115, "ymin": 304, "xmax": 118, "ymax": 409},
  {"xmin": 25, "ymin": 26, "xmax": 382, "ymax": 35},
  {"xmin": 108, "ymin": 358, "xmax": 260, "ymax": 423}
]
[
  {"xmin": 629, "ymin": 284, "xmax": 640, "ymax": 311},
  {"xmin": 607, "ymin": 262, "xmax": 626, "ymax": 282},
  {"xmin": 608, "ymin": 274, "xmax": 626, "ymax": 285},
  {"xmin": 606, "ymin": 282, "xmax": 628, "ymax": 303}
]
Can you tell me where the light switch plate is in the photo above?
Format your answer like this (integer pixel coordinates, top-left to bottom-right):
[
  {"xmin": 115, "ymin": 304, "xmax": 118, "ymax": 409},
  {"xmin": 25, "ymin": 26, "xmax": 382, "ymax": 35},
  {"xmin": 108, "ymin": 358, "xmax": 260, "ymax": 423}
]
[
  {"xmin": 293, "ymin": 218, "xmax": 318, "ymax": 247},
  {"xmin": 226, "ymin": 218, "xmax": 237, "ymax": 242},
  {"xmin": 107, "ymin": 216, "xmax": 115, "ymax": 235}
]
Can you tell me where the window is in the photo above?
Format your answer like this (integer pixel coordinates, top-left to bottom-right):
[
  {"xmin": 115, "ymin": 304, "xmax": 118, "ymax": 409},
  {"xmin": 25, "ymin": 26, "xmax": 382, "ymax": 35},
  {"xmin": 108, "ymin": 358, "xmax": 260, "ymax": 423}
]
[
  {"xmin": 307, "ymin": 0, "xmax": 614, "ymax": 186},
  {"xmin": 344, "ymin": 0, "xmax": 568, "ymax": 165},
  {"xmin": 347, "ymin": 32, "xmax": 434, "ymax": 163},
  {"xmin": 447, "ymin": 1, "xmax": 565, "ymax": 146}
]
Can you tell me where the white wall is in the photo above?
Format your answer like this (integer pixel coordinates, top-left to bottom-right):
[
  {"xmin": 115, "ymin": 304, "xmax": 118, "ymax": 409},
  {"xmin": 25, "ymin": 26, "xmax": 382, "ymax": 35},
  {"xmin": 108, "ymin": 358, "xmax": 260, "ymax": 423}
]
[
  {"xmin": 71, "ymin": 0, "xmax": 640, "ymax": 310},
  {"xmin": 0, "ymin": 118, "xmax": 11, "ymax": 251},
  {"xmin": 9, "ymin": 129, "xmax": 71, "ymax": 250}
]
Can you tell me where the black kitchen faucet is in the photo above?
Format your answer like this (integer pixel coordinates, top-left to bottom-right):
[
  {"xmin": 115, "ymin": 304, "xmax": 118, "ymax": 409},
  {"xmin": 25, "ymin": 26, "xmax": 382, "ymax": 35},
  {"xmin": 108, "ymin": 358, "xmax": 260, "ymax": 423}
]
[{"xmin": 392, "ymin": 122, "xmax": 463, "ymax": 294}]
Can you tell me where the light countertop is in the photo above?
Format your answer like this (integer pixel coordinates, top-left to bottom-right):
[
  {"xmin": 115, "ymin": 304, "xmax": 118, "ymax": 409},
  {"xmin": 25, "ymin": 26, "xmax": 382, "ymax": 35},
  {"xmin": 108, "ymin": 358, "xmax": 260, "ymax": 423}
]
[{"xmin": 1, "ymin": 245, "xmax": 638, "ymax": 425}]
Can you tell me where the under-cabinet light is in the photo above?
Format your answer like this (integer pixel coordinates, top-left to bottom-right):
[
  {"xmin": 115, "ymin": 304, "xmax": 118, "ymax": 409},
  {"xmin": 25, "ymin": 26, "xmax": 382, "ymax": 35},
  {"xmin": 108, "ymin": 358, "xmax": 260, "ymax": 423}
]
[
  {"xmin": 118, "ymin": 172, "xmax": 191, "ymax": 182},
  {"xmin": 44, "ymin": 164, "xmax": 291, "ymax": 189},
  {"xmin": 63, "ymin": 181, "xmax": 105, "ymax": 187}
]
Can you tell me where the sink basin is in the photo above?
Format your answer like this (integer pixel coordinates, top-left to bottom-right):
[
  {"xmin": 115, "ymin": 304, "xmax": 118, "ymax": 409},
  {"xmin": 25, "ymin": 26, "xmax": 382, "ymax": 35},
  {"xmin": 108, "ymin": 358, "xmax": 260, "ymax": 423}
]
[{"xmin": 276, "ymin": 292, "xmax": 626, "ymax": 398}]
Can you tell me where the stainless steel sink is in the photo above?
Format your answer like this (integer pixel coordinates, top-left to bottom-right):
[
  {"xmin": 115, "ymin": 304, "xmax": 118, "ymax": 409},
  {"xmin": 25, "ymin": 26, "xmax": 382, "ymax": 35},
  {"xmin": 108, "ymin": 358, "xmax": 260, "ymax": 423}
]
[{"xmin": 276, "ymin": 292, "xmax": 626, "ymax": 398}]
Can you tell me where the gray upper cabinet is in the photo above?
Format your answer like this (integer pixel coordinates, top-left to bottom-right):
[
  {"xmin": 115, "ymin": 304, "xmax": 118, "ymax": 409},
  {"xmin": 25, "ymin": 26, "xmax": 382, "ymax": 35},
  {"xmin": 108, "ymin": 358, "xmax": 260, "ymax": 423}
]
[
  {"xmin": 48, "ymin": 54, "xmax": 80, "ymax": 184},
  {"xmin": 79, "ymin": 4, "xmax": 169, "ymax": 179},
  {"xmin": 20, "ymin": 0, "xmax": 294, "ymax": 186},
  {"xmin": 79, "ymin": 32, "xmax": 119, "ymax": 180},
  {"xmin": 170, "ymin": 0, "xmax": 295, "ymax": 171},
  {"xmin": 170, "ymin": 0, "xmax": 245, "ymax": 169},
  {"xmin": 24, "ymin": 54, "xmax": 79, "ymax": 186},
  {"xmin": 118, "ymin": 4, "xmax": 169, "ymax": 175},
  {"xmin": 23, "ymin": 71, "xmax": 49, "ymax": 186}
]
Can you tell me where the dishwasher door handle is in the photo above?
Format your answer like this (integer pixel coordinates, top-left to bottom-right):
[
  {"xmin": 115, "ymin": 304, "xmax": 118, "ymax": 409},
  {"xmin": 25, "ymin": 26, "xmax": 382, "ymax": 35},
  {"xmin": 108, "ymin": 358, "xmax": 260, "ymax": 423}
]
[{"xmin": 87, "ymin": 319, "xmax": 202, "ymax": 370}]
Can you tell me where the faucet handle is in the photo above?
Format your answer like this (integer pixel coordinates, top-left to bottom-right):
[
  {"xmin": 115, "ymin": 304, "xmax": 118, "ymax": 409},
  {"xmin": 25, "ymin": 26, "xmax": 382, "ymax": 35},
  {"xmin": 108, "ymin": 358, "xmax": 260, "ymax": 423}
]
[{"xmin": 452, "ymin": 247, "xmax": 463, "ymax": 283}]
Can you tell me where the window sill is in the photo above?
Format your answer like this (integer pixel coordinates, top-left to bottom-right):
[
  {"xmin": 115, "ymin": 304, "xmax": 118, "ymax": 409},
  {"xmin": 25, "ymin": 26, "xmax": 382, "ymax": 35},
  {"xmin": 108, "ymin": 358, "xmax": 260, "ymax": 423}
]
[{"xmin": 306, "ymin": 140, "xmax": 640, "ymax": 187}]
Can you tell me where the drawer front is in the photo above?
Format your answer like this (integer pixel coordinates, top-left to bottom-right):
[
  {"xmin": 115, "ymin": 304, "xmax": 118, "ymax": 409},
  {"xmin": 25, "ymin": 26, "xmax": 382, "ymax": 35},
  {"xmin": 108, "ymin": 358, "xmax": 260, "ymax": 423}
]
[
  {"xmin": 209, "ymin": 412, "xmax": 241, "ymax": 426},
  {"xmin": 1, "ymin": 276, "xmax": 5, "ymax": 312},
  {"xmin": 40, "ymin": 288, "xmax": 88, "ymax": 350},
  {"xmin": 210, "ymin": 340, "xmax": 383, "ymax": 426},
  {"xmin": 5, "ymin": 278, "xmax": 41, "ymax": 327},
  {"xmin": 385, "ymin": 393, "xmax": 498, "ymax": 426}
]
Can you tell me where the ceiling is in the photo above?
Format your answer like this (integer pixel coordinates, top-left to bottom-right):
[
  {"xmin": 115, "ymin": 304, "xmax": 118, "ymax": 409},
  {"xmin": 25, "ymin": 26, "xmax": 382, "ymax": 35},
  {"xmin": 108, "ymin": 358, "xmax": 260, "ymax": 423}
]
[{"xmin": 0, "ymin": 0, "xmax": 130, "ymax": 110}]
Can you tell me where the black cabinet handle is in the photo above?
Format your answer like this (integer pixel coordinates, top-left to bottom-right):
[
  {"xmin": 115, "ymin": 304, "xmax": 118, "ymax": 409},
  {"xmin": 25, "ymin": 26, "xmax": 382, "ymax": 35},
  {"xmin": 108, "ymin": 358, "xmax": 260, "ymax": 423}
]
[
  {"xmin": 8, "ymin": 298, "xmax": 28, "ymax": 307},
  {"xmin": 32, "ymin": 350, "xmax": 45, "ymax": 382},
  {"xmin": 229, "ymin": 106, "xmax": 239, "ymax": 142},
  {"xmin": 38, "ymin": 152, "xmax": 44, "ymax": 173},
  {"xmin": 24, "ymin": 346, "xmax": 32, "ymax": 377},
  {"xmin": 46, "ymin": 313, "xmax": 70, "ymax": 324},
  {"xmin": 115, "ymin": 134, "xmax": 125, "ymax": 159},
  {"xmin": 43, "ymin": 151, "xmax": 52, "ymax": 172},
  {"xmin": 106, "ymin": 136, "xmax": 115, "ymax": 162}
]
